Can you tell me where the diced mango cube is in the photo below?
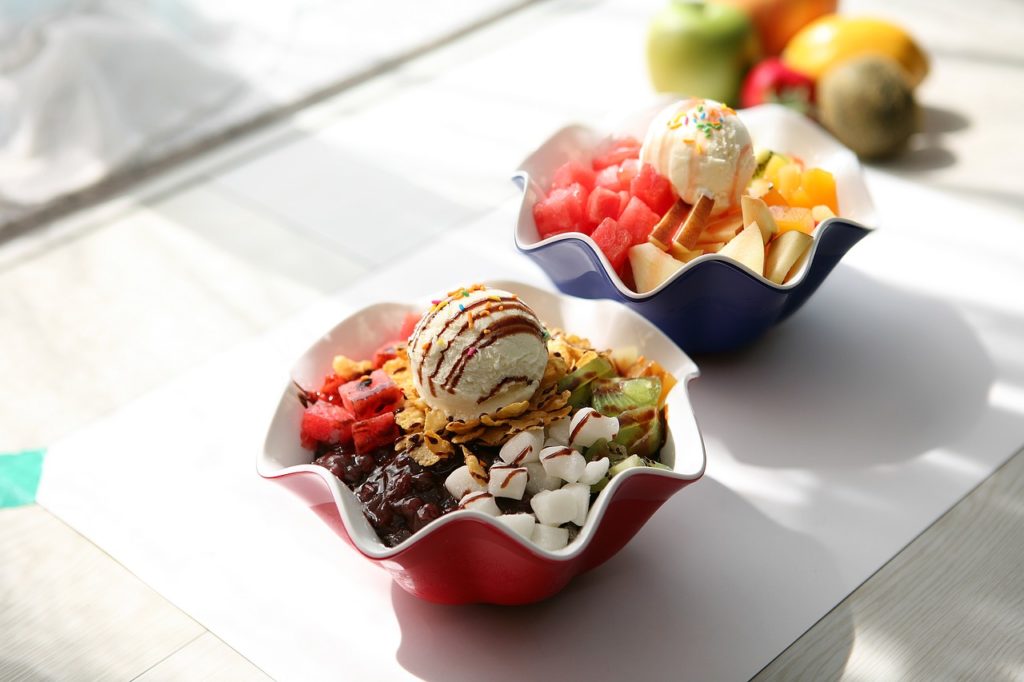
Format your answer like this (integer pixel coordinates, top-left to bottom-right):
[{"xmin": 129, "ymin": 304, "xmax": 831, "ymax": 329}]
[
  {"xmin": 788, "ymin": 187, "xmax": 815, "ymax": 208},
  {"xmin": 762, "ymin": 154, "xmax": 790, "ymax": 185},
  {"xmin": 812, "ymin": 204, "xmax": 836, "ymax": 223},
  {"xmin": 776, "ymin": 163, "xmax": 803, "ymax": 204},
  {"xmin": 802, "ymin": 168, "xmax": 839, "ymax": 214},
  {"xmin": 761, "ymin": 186, "xmax": 788, "ymax": 207},
  {"xmin": 769, "ymin": 206, "xmax": 815, "ymax": 235}
]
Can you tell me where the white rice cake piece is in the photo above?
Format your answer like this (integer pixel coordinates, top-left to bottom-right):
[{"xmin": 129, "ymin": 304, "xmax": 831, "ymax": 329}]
[
  {"xmin": 540, "ymin": 446, "xmax": 586, "ymax": 483},
  {"xmin": 445, "ymin": 465, "xmax": 486, "ymax": 500},
  {"xmin": 579, "ymin": 457, "xmax": 610, "ymax": 486},
  {"xmin": 459, "ymin": 491, "xmax": 501, "ymax": 516},
  {"xmin": 525, "ymin": 462, "xmax": 562, "ymax": 494},
  {"xmin": 497, "ymin": 513, "xmax": 536, "ymax": 540},
  {"xmin": 531, "ymin": 523, "xmax": 569, "ymax": 551},
  {"xmin": 488, "ymin": 465, "xmax": 528, "ymax": 500},
  {"xmin": 530, "ymin": 488, "xmax": 577, "ymax": 526}
]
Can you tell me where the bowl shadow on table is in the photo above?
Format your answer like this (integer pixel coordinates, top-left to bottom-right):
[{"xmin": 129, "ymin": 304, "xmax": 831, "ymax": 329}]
[
  {"xmin": 692, "ymin": 267, "xmax": 994, "ymax": 469},
  {"xmin": 390, "ymin": 479, "xmax": 854, "ymax": 682}
]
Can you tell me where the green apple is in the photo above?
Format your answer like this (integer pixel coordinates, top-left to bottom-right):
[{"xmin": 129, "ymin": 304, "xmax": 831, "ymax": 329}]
[{"xmin": 647, "ymin": 0, "xmax": 761, "ymax": 105}]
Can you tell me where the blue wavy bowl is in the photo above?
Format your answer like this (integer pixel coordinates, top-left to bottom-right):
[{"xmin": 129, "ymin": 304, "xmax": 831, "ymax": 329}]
[{"xmin": 513, "ymin": 104, "xmax": 877, "ymax": 355}]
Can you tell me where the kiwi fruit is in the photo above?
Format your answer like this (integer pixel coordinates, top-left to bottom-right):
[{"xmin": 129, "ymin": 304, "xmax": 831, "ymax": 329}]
[{"xmin": 818, "ymin": 56, "xmax": 919, "ymax": 159}]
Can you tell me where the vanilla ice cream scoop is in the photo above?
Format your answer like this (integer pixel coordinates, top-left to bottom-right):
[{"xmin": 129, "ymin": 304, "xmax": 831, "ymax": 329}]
[
  {"xmin": 408, "ymin": 285, "xmax": 548, "ymax": 419},
  {"xmin": 640, "ymin": 98, "xmax": 756, "ymax": 215}
]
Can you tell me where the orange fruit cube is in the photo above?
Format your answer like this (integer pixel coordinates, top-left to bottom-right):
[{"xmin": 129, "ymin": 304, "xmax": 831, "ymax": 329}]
[
  {"xmin": 801, "ymin": 168, "xmax": 839, "ymax": 214},
  {"xmin": 769, "ymin": 206, "xmax": 815, "ymax": 235},
  {"xmin": 776, "ymin": 163, "xmax": 803, "ymax": 203},
  {"xmin": 788, "ymin": 186, "xmax": 815, "ymax": 208},
  {"xmin": 761, "ymin": 186, "xmax": 788, "ymax": 206},
  {"xmin": 812, "ymin": 204, "xmax": 836, "ymax": 223},
  {"xmin": 762, "ymin": 154, "xmax": 789, "ymax": 185}
]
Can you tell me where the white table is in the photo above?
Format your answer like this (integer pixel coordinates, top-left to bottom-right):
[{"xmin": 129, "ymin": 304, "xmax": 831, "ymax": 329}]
[{"xmin": 2, "ymin": 0, "xmax": 1024, "ymax": 679}]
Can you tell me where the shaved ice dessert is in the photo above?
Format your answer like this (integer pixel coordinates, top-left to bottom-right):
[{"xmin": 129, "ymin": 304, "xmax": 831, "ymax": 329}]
[
  {"xmin": 531, "ymin": 97, "xmax": 844, "ymax": 292},
  {"xmin": 297, "ymin": 284, "xmax": 676, "ymax": 550}
]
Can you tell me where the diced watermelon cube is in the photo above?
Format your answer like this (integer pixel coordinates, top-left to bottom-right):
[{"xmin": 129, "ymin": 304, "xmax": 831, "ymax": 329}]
[
  {"xmin": 399, "ymin": 312, "xmax": 421, "ymax": 340},
  {"xmin": 352, "ymin": 412, "xmax": 400, "ymax": 454},
  {"xmin": 550, "ymin": 160, "xmax": 595, "ymax": 192},
  {"xmin": 532, "ymin": 183, "xmax": 589, "ymax": 239},
  {"xmin": 617, "ymin": 158, "xmax": 641, "ymax": 189},
  {"xmin": 617, "ymin": 191, "xmax": 631, "ymax": 217},
  {"xmin": 592, "ymin": 136, "xmax": 642, "ymax": 170},
  {"xmin": 373, "ymin": 341, "xmax": 403, "ymax": 369},
  {"xmin": 586, "ymin": 186, "xmax": 623, "ymax": 230},
  {"xmin": 318, "ymin": 372, "xmax": 348, "ymax": 403},
  {"xmin": 618, "ymin": 196, "xmax": 660, "ymax": 245},
  {"xmin": 300, "ymin": 401, "xmax": 355, "ymax": 450},
  {"xmin": 338, "ymin": 369, "xmax": 404, "ymax": 420},
  {"xmin": 591, "ymin": 218, "xmax": 633, "ymax": 280},
  {"xmin": 631, "ymin": 163, "xmax": 676, "ymax": 215},
  {"xmin": 594, "ymin": 164, "xmax": 623, "ymax": 192}
]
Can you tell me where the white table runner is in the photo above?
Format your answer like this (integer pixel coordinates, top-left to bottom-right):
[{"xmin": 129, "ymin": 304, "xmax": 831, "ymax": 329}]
[{"xmin": 38, "ymin": 170, "xmax": 1024, "ymax": 680}]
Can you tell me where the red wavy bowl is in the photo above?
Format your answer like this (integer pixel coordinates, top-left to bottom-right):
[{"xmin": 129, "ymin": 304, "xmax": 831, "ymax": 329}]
[{"xmin": 258, "ymin": 280, "xmax": 706, "ymax": 605}]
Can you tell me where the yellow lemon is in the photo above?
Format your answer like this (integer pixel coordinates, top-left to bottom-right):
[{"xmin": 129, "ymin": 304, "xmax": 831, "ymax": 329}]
[{"xmin": 782, "ymin": 15, "xmax": 929, "ymax": 87}]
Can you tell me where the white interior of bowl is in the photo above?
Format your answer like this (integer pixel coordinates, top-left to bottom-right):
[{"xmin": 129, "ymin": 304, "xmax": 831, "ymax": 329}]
[
  {"xmin": 258, "ymin": 280, "xmax": 705, "ymax": 561},
  {"xmin": 514, "ymin": 103, "xmax": 877, "ymax": 299}
]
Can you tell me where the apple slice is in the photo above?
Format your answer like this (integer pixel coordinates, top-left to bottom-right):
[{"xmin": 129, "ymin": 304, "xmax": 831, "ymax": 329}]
[
  {"xmin": 648, "ymin": 199, "xmax": 690, "ymax": 250},
  {"xmin": 629, "ymin": 242, "xmax": 686, "ymax": 293},
  {"xmin": 741, "ymin": 195, "xmax": 778, "ymax": 244},
  {"xmin": 673, "ymin": 193, "xmax": 714, "ymax": 249},
  {"xmin": 765, "ymin": 230, "xmax": 813, "ymax": 284},
  {"xmin": 785, "ymin": 237, "xmax": 814, "ymax": 284},
  {"xmin": 700, "ymin": 211, "xmax": 744, "ymax": 243},
  {"xmin": 669, "ymin": 242, "xmax": 703, "ymax": 262},
  {"xmin": 695, "ymin": 240, "xmax": 726, "ymax": 253},
  {"xmin": 717, "ymin": 222, "xmax": 765, "ymax": 276}
]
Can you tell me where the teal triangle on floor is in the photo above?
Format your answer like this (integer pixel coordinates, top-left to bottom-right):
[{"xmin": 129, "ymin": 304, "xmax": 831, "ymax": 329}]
[{"xmin": 0, "ymin": 448, "xmax": 46, "ymax": 508}]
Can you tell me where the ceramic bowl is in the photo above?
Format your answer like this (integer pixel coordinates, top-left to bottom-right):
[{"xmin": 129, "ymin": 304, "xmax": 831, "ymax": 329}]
[
  {"xmin": 258, "ymin": 280, "xmax": 705, "ymax": 605},
  {"xmin": 513, "ymin": 103, "xmax": 877, "ymax": 354}
]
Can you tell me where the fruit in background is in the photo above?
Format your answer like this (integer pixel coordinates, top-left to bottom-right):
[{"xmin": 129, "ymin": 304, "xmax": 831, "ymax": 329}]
[
  {"xmin": 782, "ymin": 15, "xmax": 929, "ymax": 87},
  {"xmin": 817, "ymin": 56, "xmax": 918, "ymax": 159},
  {"xmin": 717, "ymin": 0, "xmax": 836, "ymax": 56},
  {"xmin": 646, "ymin": 1, "xmax": 760, "ymax": 104},
  {"xmin": 740, "ymin": 57, "xmax": 815, "ymax": 112}
]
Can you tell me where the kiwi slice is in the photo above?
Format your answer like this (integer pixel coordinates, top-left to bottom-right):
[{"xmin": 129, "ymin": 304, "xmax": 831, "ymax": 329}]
[
  {"xmin": 613, "ymin": 405, "xmax": 665, "ymax": 460},
  {"xmin": 584, "ymin": 438, "xmax": 630, "ymax": 465},
  {"xmin": 608, "ymin": 454, "xmax": 646, "ymax": 476},
  {"xmin": 591, "ymin": 377, "xmax": 662, "ymax": 417},
  {"xmin": 557, "ymin": 356, "xmax": 615, "ymax": 409}
]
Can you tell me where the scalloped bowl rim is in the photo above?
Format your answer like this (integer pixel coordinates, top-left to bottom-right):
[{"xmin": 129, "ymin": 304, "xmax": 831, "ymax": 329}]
[
  {"xmin": 513, "ymin": 103, "xmax": 877, "ymax": 301},
  {"xmin": 258, "ymin": 280, "xmax": 706, "ymax": 562}
]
